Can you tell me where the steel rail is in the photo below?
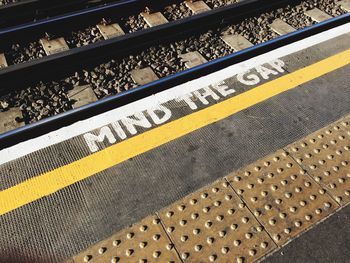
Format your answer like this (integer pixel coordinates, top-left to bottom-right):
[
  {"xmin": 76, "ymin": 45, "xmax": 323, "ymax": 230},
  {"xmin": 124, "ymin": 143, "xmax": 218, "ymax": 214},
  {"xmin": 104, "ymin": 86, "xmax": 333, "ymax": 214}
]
[
  {"xmin": 0, "ymin": 0, "xmax": 181, "ymax": 44},
  {"xmin": 0, "ymin": 13, "xmax": 349, "ymax": 150},
  {"xmin": 0, "ymin": 0, "xmax": 300, "ymax": 94},
  {"xmin": 0, "ymin": 0, "xmax": 136, "ymax": 29}
]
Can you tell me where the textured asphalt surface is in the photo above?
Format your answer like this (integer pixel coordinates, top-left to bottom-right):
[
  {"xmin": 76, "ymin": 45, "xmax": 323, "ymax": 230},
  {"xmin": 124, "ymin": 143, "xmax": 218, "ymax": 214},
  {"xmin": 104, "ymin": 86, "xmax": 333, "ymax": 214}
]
[{"xmin": 265, "ymin": 204, "xmax": 350, "ymax": 263}]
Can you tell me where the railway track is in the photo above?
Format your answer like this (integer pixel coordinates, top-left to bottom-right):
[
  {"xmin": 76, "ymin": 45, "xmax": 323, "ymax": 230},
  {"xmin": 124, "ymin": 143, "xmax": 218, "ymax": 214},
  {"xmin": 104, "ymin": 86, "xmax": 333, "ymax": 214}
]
[
  {"xmin": 0, "ymin": 0, "xmax": 349, "ymax": 149},
  {"xmin": 0, "ymin": 0, "xmax": 234, "ymax": 67}
]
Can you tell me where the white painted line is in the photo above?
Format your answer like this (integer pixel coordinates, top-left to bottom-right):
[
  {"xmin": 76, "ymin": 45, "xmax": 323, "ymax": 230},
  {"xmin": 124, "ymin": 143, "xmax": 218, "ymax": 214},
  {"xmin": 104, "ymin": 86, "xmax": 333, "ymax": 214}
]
[{"xmin": 0, "ymin": 22, "xmax": 349, "ymax": 165}]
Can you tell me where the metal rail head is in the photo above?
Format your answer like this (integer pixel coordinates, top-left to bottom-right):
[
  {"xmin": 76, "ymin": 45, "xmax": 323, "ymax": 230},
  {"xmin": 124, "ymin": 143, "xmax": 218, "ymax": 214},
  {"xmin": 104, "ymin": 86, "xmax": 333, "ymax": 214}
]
[{"xmin": 0, "ymin": 0, "xmax": 125, "ymax": 29}]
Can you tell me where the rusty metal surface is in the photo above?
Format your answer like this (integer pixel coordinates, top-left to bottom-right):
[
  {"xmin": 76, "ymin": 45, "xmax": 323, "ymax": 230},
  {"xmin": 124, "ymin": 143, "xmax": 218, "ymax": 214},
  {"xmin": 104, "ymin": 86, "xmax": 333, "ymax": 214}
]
[
  {"xmin": 287, "ymin": 116, "xmax": 350, "ymax": 206},
  {"xmin": 226, "ymin": 150, "xmax": 339, "ymax": 245},
  {"xmin": 72, "ymin": 215, "xmax": 181, "ymax": 263},
  {"xmin": 158, "ymin": 180, "xmax": 277, "ymax": 263}
]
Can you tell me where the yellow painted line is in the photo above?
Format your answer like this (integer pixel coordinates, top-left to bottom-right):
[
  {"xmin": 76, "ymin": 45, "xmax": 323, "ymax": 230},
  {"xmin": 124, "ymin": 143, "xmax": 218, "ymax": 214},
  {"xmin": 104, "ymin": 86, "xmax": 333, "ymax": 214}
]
[{"xmin": 1, "ymin": 49, "xmax": 350, "ymax": 216}]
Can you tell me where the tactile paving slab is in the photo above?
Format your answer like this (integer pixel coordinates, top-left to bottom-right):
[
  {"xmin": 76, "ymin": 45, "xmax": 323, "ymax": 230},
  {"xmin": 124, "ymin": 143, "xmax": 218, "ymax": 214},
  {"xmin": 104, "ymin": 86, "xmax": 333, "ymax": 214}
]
[
  {"xmin": 287, "ymin": 117, "xmax": 350, "ymax": 206},
  {"xmin": 69, "ymin": 114, "xmax": 350, "ymax": 262},
  {"xmin": 72, "ymin": 215, "xmax": 181, "ymax": 263},
  {"xmin": 226, "ymin": 150, "xmax": 339, "ymax": 245},
  {"xmin": 158, "ymin": 180, "xmax": 277, "ymax": 263}
]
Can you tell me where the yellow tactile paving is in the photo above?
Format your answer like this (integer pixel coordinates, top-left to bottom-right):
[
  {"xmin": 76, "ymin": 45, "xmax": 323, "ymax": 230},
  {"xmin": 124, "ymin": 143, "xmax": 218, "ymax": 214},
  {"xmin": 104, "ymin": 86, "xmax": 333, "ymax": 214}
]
[
  {"xmin": 287, "ymin": 117, "xmax": 350, "ymax": 206},
  {"xmin": 70, "ymin": 114, "xmax": 350, "ymax": 263},
  {"xmin": 72, "ymin": 215, "xmax": 181, "ymax": 263},
  {"xmin": 158, "ymin": 180, "xmax": 276, "ymax": 263},
  {"xmin": 226, "ymin": 150, "xmax": 339, "ymax": 245}
]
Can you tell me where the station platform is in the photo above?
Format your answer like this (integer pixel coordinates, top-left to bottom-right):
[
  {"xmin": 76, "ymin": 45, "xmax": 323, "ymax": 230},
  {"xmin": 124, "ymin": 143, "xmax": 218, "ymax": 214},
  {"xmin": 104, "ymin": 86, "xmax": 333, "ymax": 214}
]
[{"xmin": 0, "ymin": 23, "xmax": 350, "ymax": 263}]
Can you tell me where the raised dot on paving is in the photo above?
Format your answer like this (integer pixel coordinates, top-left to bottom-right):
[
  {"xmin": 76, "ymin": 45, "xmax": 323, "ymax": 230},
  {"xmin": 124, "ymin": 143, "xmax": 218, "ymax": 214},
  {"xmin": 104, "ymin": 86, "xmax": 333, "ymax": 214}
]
[
  {"xmin": 67, "ymin": 85, "xmax": 98, "ymax": 109},
  {"xmin": 185, "ymin": 0, "xmax": 211, "ymax": 14},
  {"xmin": 286, "ymin": 116, "xmax": 350, "ymax": 206},
  {"xmin": 270, "ymin": 18, "xmax": 296, "ymax": 36},
  {"xmin": 0, "ymin": 53, "xmax": 8, "ymax": 69},
  {"xmin": 158, "ymin": 180, "xmax": 276, "ymax": 262},
  {"xmin": 221, "ymin": 34, "xmax": 253, "ymax": 51},
  {"xmin": 141, "ymin": 12, "xmax": 168, "ymax": 27},
  {"xmin": 304, "ymin": 8, "xmax": 332, "ymax": 22},
  {"xmin": 338, "ymin": 0, "xmax": 350, "ymax": 12},
  {"xmin": 96, "ymin": 23, "xmax": 125, "ymax": 40},
  {"xmin": 0, "ymin": 108, "xmax": 24, "ymax": 134},
  {"xmin": 73, "ymin": 215, "xmax": 181, "ymax": 263},
  {"xmin": 179, "ymin": 51, "xmax": 207, "ymax": 69},
  {"xmin": 40, "ymin": 37, "xmax": 69, "ymax": 56},
  {"xmin": 226, "ymin": 150, "xmax": 339, "ymax": 245},
  {"xmin": 131, "ymin": 67, "xmax": 159, "ymax": 86}
]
